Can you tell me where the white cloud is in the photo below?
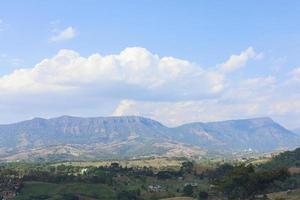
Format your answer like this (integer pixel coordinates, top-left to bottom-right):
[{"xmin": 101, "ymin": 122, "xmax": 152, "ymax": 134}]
[
  {"xmin": 49, "ymin": 26, "xmax": 76, "ymax": 42},
  {"xmin": 0, "ymin": 47, "xmax": 224, "ymax": 99},
  {"xmin": 111, "ymin": 72, "xmax": 300, "ymax": 128},
  {"xmin": 112, "ymin": 85, "xmax": 300, "ymax": 128},
  {"xmin": 219, "ymin": 47, "xmax": 263, "ymax": 73},
  {"xmin": 111, "ymin": 100, "xmax": 265, "ymax": 126},
  {"xmin": 113, "ymin": 100, "xmax": 136, "ymax": 116}
]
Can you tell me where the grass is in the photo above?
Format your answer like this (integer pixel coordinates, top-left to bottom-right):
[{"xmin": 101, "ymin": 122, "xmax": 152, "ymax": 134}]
[
  {"xmin": 249, "ymin": 157, "xmax": 271, "ymax": 165},
  {"xmin": 15, "ymin": 181, "xmax": 116, "ymax": 200}
]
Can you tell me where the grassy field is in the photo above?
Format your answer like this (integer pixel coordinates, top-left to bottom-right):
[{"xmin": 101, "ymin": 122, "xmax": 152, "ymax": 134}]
[
  {"xmin": 249, "ymin": 157, "xmax": 271, "ymax": 165},
  {"xmin": 15, "ymin": 181, "xmax": 116, "ymax": 200}
]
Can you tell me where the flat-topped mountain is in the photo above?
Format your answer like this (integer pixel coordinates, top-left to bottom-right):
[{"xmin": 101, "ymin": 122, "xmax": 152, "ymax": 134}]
[
  {"xmin": 0, "ymin": 116, "xmax": 298, "ymax": 161},
  {"xmin": 0, "ymin": 116, "xmax": 167, "ymax": 148}
]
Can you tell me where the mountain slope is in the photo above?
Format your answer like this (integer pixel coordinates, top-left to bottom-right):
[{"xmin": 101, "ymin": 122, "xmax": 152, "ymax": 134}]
[
  {"xmin": 0, "ymin": 116, "xmax": 168, "ymax": 148},
  {"xmin": 170, "ymin": 117, "xmax": 300, "ymax": 152},
  {"xmin": 0, "ymin": 116, "xmax": 298, "ymax": 161},
  {"xmin": 0, "ymin": 116, "xmax": 204, "ymax": 160}
]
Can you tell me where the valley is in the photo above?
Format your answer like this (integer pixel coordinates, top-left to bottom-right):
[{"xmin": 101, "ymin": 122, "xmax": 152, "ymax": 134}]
[{"xmin": 1, "ymin": 148, "xmax": 300, "ymax": 199}]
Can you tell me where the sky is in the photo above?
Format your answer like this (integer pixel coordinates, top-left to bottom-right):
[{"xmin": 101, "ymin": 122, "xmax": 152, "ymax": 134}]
[{"xmin": 0, "ymin": 0, "xmax": 300, "ymax": 129}]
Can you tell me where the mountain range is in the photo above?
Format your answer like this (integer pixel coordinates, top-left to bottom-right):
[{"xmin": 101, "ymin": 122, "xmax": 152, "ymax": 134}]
[{"xmin": 0, "ymin": 116, "xmax": 299, "ymax": 161}]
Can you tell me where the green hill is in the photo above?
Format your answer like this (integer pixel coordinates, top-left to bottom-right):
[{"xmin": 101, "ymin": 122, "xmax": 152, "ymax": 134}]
[{"xmin": 260, "ymin": 148, "xmax": 300, "ymax": 169}]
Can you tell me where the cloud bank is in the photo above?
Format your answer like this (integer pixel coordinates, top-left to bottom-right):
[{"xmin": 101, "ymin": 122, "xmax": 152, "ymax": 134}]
[{"xmin": 0, "ymin": 47, "xmax": 299, "ymax": 128}]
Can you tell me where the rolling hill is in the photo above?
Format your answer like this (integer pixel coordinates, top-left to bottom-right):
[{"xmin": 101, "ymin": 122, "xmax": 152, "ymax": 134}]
[{"xmin": 0, "ymin": 116, "xmax": 298, "ymax": 161}]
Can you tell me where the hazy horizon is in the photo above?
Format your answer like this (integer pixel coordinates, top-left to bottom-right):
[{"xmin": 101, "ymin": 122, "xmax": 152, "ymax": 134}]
[{"xmin": 0, "ymin": 114, "xmax": 276, "ymax": 128}]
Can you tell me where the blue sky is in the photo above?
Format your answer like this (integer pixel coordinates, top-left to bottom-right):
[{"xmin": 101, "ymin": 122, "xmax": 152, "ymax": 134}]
[
  {"xmin": 0, "ymin": 1, "xmax": 300, "ymax": 128},
  {"xmin": 1, "ymin": 0, "xmax": 300, "ymax": 72}
]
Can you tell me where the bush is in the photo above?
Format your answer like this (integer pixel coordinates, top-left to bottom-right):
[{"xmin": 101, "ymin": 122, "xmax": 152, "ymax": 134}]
[
  {"xmin": 198, "ymin": 191, "xmax": 208, "ymax": 200},
  {"xmin": 183, "ymin": 184, "xmax": 194, "ymax": 197},
  {"xmin": 117, "ymin": 190, "xmax": 140, "ymax": 200},
  {"xmin": 215, "ymin": 164, "xmax": 290, "ymax": 199},
  {"xmin": 62, "ymin": 194, "xmax": 79, "ymax": 200}
]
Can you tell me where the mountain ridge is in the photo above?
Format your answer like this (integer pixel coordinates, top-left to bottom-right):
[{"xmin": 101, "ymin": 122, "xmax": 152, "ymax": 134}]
[
  {"xmin": 0, "ymin": 115, "xmax": 277, "ymax": 128},
  {"xmin": 0, "ymin": 115, "xmax": 298, "ymax": 161}
]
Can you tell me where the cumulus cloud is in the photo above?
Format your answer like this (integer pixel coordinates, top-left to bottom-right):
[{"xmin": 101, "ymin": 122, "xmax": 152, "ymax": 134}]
[
  {"xmin": 0, "ymin": 47, "xmax": 224, "ymax": 100},
  {"xmin": 49, "ymin": 26, "xmax": 76, "ymax": 42},
  {"xmin": 113, "ymin": 100, "xmax": 136, "ymax": 116},
  {"xmin": 219, "ymin": 47, "xmax": 263, "ymax": 73}
]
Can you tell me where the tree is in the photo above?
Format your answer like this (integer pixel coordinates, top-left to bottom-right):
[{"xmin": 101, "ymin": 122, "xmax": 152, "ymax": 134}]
[
  {"xmin": 198, "ymin": 191, "xmax": 208, "ymax": 200},
  {"xmin": 183, "ymin": 184, "xmax": 194, "ymax": 196},
  {"xmin": 62, "ymin": 194, "xmax": 79, "ymax": 200},
  {"xmin": 181, "ymin": 161, "xmax": 194, "ymax": 174},
  {"xmin": 117, "ymin": 190, "xmax": 140, "ymax": 200},
  {"xmin": 111, "ymin": 162, "xmax": 120, "ymax": 168},
  {"xmin": 208, "ymin": 163, "xmax": 234, "ymax": 180},
  {"xmin": 215, "ymin": 164, "xmax": 290, "ymax": 199}
]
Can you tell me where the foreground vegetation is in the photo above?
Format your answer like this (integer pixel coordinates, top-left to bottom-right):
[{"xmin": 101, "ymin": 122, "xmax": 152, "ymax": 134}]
[{"xmin": 1, "ymin": 148, "xmax": 300, "ymax": 199}]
